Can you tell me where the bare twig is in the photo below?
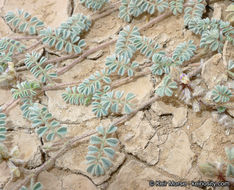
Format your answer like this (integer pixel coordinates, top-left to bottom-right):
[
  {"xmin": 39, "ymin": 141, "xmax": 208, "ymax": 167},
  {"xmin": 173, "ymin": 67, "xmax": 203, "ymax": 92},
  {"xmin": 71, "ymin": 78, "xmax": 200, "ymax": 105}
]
[
  {"xmin": 1, "ymin": 98, "xmax": 20, "ymax": 113},
  {"xmin": 111, "ymin": 69, "xmax": 151, "ymax": 89},
  {"xmin": 57, "ymin": 39, "xmax": 117, "ymax": 75}
]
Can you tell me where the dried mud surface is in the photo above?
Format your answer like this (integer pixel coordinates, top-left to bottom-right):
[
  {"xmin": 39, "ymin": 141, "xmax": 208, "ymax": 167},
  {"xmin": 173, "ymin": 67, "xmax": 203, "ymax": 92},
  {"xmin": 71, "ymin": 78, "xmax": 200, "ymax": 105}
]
[{"xmin": 0, "ymin": 0, "xmax": 233, "ymax": 190}]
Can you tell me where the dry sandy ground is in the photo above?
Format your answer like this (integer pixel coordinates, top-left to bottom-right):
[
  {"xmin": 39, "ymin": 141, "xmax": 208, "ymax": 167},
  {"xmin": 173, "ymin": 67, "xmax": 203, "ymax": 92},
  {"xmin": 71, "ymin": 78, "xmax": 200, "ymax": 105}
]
[{"xmin": 0, "ymin": 0, "xmax": 233, "ymax": 190}]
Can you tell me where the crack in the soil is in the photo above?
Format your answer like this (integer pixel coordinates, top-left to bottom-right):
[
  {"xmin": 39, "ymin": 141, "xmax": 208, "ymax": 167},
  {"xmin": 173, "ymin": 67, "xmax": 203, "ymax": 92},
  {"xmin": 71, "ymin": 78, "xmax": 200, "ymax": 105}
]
[
  {"xmin": 125, "ymin": 152, "xmax": 206, "ymax": 190},
  {"xmin": 54, "ymin": 165, "xmax": 98, "ymax": 188}
]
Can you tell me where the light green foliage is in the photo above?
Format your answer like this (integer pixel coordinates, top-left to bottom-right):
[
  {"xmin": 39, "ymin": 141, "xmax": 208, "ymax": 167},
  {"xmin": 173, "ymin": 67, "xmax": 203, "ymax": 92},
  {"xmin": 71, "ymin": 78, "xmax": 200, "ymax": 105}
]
[
  {"xmin": 86, "ymin": 125, "xmax": 118, "ymax": 176},
  {"xmin": 199, "ymin": 146, "xmax": 234, "ymax": 179},
  {"xmin": 25, "ymin": 51, "xmax": 57, "ymax": 83},
  {"xmin": 62, "ymin": 86, "xmax": 92, "ymax": 105},
  {"xmin": 119, "ymin": 0, "xmax": 132, "ymax": 22},
  {"xmin": 0, "ymin": 108, "xmax": 6, "ymax": 141},
  {"xmin": 0, "ymin": 38, "xmax": 25, "ymax": 73},
  {"xmin": 133, "ymin": 36, "xmax": 160, "ymax": 58},
  {"xmin": 0, "ymin": 52, "xmax": 12, "ymax": 73},
  {"xmin": 140, "ymin": 0, "xmax": 169, "ymax": 14},
  {"xmin": 216, "ymin": 106, "xmax": 226, "ymax": 113},
  {"xmin": 200, "ymin": 29, "xmax": 224, "ymax": 52},
  {"xmin": 92, "ymin": 90, "xmax": 136, "ymax": 117},
  {"xmin": 5, "ymin": 9, "xmax": 44, "ymax": 35},
  {"xmin": 115, "ymin": 25, "xmax": 140, "ymax": 59},
  {"xmin": 184, "ymin": 0, "xmax": 205, "ymax": 26},
  {"xmin": 225, "ymin": 147, "xmax": 234, "ymax": 177},
  {"xmin": 80, "ymin": 0, "xmax": 109, "ymax": 11},
  {"xmin": 11, "ymin": 81, "xmax": 40, "ymax": 99},
  {"xmin": 11, "ymin": 81, "xmax": 40, "ymax": 119},
  {"xmin": 40, "ymin": 28, "xmax": 86, "ymax": 53},
  {"xmin": 155, "ymin": 75, "xmax": 178, "ymax": 97},
  {"xmin": 199, "ymin": 162, "xmax": 219, "ymax": 177},
  {"xmin": 172, "ymin": 40, "xmax": 196, "ymax": 65},
  {"xmin": 39, "ymin": 14, "xmax": 90, "ymax": 53},
  {"xmin": 59, "ymin": 14, "xmax": 91, "ymax": 36},
  {"xmin": 151, "ymin": 52, "xmax": 171, "ymax": 75},
  {"xmin": 169, "ymin": 0, "xmax": 184, "ymax": 15},
  {"xmin": 0, "ymin": 38, "xmax": 26, "ymax": 54},
  {"xmin": 119, "ymin": 0, "xmax": 168, "ymax": 22},
  {"xmin": 29, "ymin": 103, "xmax": 67, "ymax": 141},
  {"xmin": 78, "ymin": 69, "xmax": 111, "ymax": 96},
  {"xmin": 20, "ymin": 179, "xmax": 43, "ymax": 190},
  {"xmin": 188, "ymin": 18, "xmax": 234, "ymax": 52},
  {"xmin": 20, "ymin": 98, "xmax": 34, "ymax": 119},
  {"xmin": 105, "ymin": 54, "xmax": 139, "ymax": 77},
  {"xmin": 228, "ymin": 60, "xmax": 234, "ymax": 77},
  {"xmin": 211, "ymin": 85, "xmax": 232, "ymax": 103}
]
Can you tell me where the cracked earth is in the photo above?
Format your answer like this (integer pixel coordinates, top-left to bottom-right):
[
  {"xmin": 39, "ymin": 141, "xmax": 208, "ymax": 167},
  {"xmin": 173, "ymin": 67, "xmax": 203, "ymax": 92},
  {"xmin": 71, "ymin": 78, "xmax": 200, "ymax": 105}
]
[{"xmin": 0, "ymin": 0, "xmax": 233, "ymax": 189}]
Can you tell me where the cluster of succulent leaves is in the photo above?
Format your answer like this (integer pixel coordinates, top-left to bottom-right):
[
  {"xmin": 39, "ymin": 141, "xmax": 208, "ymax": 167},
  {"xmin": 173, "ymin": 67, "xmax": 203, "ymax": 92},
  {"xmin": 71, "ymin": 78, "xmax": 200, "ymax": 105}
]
[
  {"xmin": 188, "ymin": 17, "xmax": 234, "ymax": 52},
  {"xmin": 5, "ymin": 9, "xmax": 44, "ymax": 35},
  {"xmin": 118, "ymin": 0, "xmax": 184, "ymax": 22},
  {"xmin": 155, "ymin": 75, "xmax": 177, "ymax": 97},
  {"xmin": 11, "ymin": 81, "xmax": 67, "ymax": 141},
  {"xmin": 211, "ymin": 85, "xmax": 232, "ymax": 113},
  {"xmin": 39, "ymin": 13, "xmax": 90, "ymax": 54},
  {"xmin": 212, "ymin": 85, "xmax": 232, "ymax": 103},
  {"xmin": 199, "ymin": 146, "xmax": 234, "ymax": 180},
  {"xmin": 86, "ymin": 125, "xmax": 119, "ymax": 176},
  {"xmin": 24, "ymin": 51, "xmax": 57, "ymax": 83},
  {"xmin": 0, "ymin": 108, "xmax": 6, "ymax": 142},
  {"xmin": 4, "ymin": 9, "xmax": 91, "ymax": 54},
  {"xmin": 0, "ymin": 38, "xmax": 25, "ymax": 73},
  {"xmin": 28, "ymin": 103, "xmax": 67, "ymax": 141}
]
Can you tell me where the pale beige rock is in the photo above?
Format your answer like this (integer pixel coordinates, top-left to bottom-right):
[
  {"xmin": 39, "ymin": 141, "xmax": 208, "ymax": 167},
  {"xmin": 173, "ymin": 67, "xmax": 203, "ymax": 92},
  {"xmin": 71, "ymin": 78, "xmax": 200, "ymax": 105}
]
[
  {"xmin": 108, "ymin": 160, "xmax": 192, "ymax": 190},
  {"xmin": 201, "ymin": 54, "xmax": 227, "ymax": 89},
  {"xmin": 3, "ymin": 178, "xmax": 25, "ymax": 190},
  {"xmin": 11, "ymin": 131, "xmax": 40, "ymax": 163},
  {"xmin": 119, "ymin": 111, "xmax": 159, "ymax": 165},
  {"xmin": 0, "ymin": 17, "xmax": 12, "ymax": 37},
  {"xmin": 3, "ymin": 0, "xmax": 69, "ymax": 28},
  {"xmin": 192, "ymin": 118, "xmax": 215, "ymax": 148},
  {"xmin": 6, "ymin": 105, "xmax": 31, "ymax": 128},
  {"xmin": 46, "ymin": 90, "xmax": 95, "ymax": 123},
  {"xmin": 0, "ymin": 89, "xmax": 12, "ymax": 106},
  {"xmin": 0, "ymin": 161, "xmax": 11, "ymax": 189},
  {"xmin": 38, "ymin": 171, "xmax": 62, "ymax": 190},
  {"xmin": 151, "ymin": 101, "xmax": 173, "ymax": 115},
  {"xmin": 158, "ymin": 130, "xmax": 195, "ymax": 177},
  {"xmin": 172, "ymin": 107, "xmax": 188, "ymax": 128},
  {"xmin": 151, "ymin": 101, "xmax": 187, "ymax": 128},
  {"xmin": 87, "ymin": 50, "xmax": 104, "ymax": 60},
  {"xmin": 136, "ymin": 134, "xmax": 160, "ymax": 165},
  {"xmin": 213, "ymin": 3, "xmax": 222, "ymax": 20},
  {"xmin": 54, "ymin": 141, "xmax": 125, "ymax": 185},
  {"xmin": 116, "ymin": 75, "xmax": 153, "ymax": 103},
  {"xmin": 62, "ymin": 174, "xmax": 97, "ymax": 190}
]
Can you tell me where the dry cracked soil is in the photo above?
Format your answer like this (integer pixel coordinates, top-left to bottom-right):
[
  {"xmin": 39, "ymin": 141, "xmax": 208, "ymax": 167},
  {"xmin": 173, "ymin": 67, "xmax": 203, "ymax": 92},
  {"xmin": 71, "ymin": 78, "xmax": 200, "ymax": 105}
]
[{"xmin": 0, "ymin": 0, "xmax": 233, "ymax": 190}]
